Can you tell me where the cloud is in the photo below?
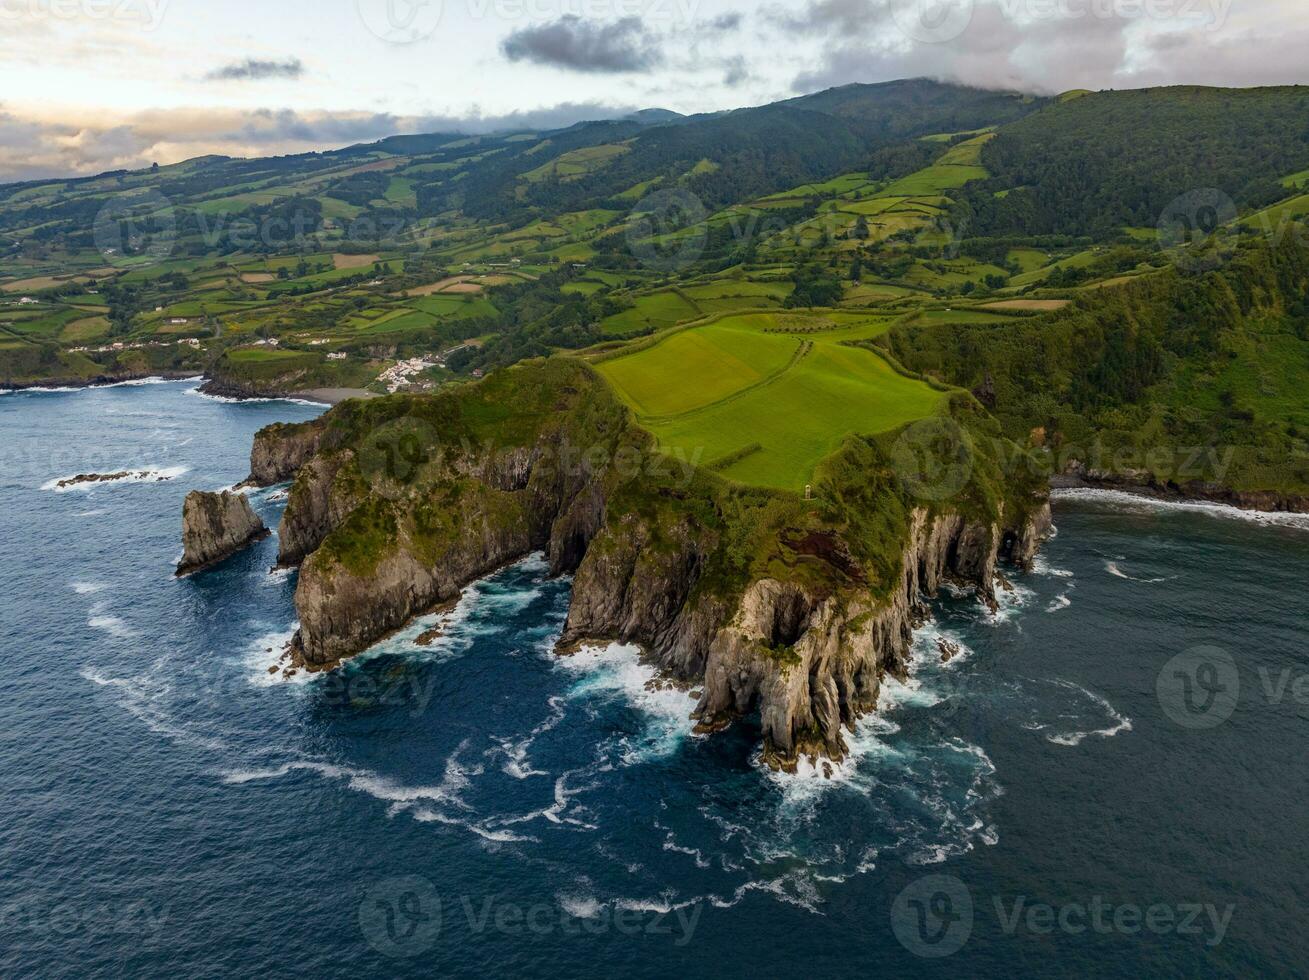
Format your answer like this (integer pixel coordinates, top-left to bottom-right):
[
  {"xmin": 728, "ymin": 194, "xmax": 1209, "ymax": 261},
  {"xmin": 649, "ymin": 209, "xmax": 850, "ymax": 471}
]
[
  {"xmin": 0, "ymin": 102, "xmax": 642, "ymax": 183},
  {"xmin": 722, "ymin": 55, "xmax": 752, "ymax": 88},
  {"xmin": 781, "ymin": 0, "xmax": 1309, "ymax": 96},
  {"xmin": 501, "ymin": 15, "xmax": 664, "ymax": 73},
  {"xmin": 775, "ymin": 0, "xmax": 896, "ymax": 37},
  {"xmin": 203, "ymin": 58, "xmax": 305, "ymax": 82}
]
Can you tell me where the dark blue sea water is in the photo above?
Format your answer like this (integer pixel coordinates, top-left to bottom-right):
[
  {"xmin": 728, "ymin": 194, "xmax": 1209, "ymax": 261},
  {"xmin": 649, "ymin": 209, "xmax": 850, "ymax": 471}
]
[{"xmin": 2, "ymin": 380, "xmax": 1307, "ymax": 978}]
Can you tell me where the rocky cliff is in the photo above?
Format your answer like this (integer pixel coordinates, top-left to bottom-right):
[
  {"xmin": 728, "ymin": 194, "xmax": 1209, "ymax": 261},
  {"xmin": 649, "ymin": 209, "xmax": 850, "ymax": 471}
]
[
  {"xmin": 562, "ymin": 499, "xmax": 1051, "ymax": 771},
  {"xmin": 242, "ymin": 358, "xmax": 1050, "ymax": 769},
  {"xmin": 176, "ymin": 490, "xmax": 269, "ymax": 576},
  {"xmin": 246, "ymin": 419, "xmax": 327, "ymax": 487}
]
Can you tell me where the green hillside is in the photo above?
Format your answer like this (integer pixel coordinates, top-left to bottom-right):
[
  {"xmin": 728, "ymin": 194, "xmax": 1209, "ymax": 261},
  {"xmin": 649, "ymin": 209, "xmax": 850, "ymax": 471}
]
[{"xmin": 3, "ymin": 79, "xmax": 1309, "ymax": 498}]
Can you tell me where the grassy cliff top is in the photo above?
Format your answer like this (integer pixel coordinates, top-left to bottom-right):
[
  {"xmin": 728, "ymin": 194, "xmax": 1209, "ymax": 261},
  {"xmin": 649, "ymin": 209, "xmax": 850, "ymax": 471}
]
[{"xmin": 593, "ymin": 310, "xmax": 946, "ymax": 491}]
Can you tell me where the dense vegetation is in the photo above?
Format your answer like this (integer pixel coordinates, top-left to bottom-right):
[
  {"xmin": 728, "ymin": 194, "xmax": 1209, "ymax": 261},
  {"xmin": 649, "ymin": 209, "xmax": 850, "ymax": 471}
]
[
  {"xmin": 3, "ymin": 78, "xmax": 1309, "ymax": 498},
  {"xmin": 877, "ymin": 234, "xmax": 1309, "ymax": 492},
  {"xmin": 954, "ymin": 87, "xmax": 1309, "ymax": 238}
]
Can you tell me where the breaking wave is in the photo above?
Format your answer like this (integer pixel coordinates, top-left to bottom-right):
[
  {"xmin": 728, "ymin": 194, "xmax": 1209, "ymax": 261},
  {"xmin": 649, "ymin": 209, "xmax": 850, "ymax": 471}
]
[{"xmin": 1053, "ymin": 487, "xmax": 1309, "ymax": 531}]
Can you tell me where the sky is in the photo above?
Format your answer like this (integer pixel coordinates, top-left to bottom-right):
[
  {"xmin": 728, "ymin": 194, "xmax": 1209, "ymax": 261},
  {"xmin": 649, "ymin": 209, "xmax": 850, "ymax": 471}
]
[{"xmin": 1, "ymin": 0, "xmax": 1305, "ymax": 182}]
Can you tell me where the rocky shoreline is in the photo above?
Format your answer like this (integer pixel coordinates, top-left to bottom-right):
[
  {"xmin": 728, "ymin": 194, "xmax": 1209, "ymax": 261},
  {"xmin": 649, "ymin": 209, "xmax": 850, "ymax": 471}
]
[
  {"xmin": 1052, "ymin": 465, "xmax": 1309, "ymax": 514},
  {"xmin": 1, "ymin": 369, "xmax": 200, "ymax": 393},
  {"xmin": 178, "ymin": 361, "xmax": 1309, "ymax": 770},
  {"xmin": 220, "ymin": 361, "xmax": 1057, "ymax": 771}
]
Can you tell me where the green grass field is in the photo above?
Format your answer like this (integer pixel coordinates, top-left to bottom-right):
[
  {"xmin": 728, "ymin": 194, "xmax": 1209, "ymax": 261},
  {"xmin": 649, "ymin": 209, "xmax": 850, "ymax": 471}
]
[
  {"xmin": 404, "ymin": 295, "xmax": 498, "ymax": 320},
  {"xmin": 595, "ymin": 311, "xmax": 944, "ymax": 490},
  {"xmin": 598, "ymin": 314, "xmax": 800, "ymax": 417},
  {"xmin": 599, "ymin": 290, "xmax": 701, "ymax": 335},
  {"xmin": 522, "ymin": 144, "xmax": 630, "ymax": 183}
]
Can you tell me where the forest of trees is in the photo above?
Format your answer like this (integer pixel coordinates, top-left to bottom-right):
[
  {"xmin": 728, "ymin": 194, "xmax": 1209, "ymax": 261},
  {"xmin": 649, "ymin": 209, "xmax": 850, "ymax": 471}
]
[{"xmin": 954, "ymin": 87, "xmax": 1309, "ymax": 239}]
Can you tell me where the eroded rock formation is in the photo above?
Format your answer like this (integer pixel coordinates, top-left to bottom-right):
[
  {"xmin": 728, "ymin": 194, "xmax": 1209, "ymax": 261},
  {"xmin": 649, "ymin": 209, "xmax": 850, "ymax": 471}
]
[
  {"xmin": 176, "ymin": 490, "xmax": 269, "ymax": 576},
  {"xmin": 236, "ymin": 359, "xmax": 1051, "ymax": 769}
]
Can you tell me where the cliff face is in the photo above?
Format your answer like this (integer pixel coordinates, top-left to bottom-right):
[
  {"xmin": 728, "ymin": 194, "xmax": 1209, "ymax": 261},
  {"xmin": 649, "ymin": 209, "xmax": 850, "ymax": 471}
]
[
  {"xmin": 176, "ymin": 490, "xmax": 269, "ymax": 576},
  {"xmin": 563, "ymin": 502, "xmax": 1051, "ymax": 770},
  {"xmin": 247, "ymin": 420, "xmax": 326, "ymax": 487},
  {"xmin": 243, "ymin": 358, "xmax": 1051, "ymax": 769}
]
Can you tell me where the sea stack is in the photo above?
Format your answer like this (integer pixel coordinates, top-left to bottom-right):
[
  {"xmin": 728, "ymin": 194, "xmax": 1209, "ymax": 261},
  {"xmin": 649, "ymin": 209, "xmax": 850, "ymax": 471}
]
[{"xmin": 176, "ymin": 490, "xmax": 269, "ymax": 577}]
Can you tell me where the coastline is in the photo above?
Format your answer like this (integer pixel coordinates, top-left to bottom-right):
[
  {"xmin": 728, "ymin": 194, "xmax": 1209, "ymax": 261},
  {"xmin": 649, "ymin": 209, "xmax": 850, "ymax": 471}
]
[
  {"xmin": 289, "ymin": 387, "xmax": 380, "ymax": 406},
  {"xmin": 1, "ymin": 372, "xmax": 377, "ymax": 410},
  {"xmin": 1050, "ymin": 472, "xmax": 1309, "ymax": 516},
  {"xmin": 0, "ymin": 369, "xmax": 202, "ymax": 393},
  {"xmin": 1051, "ymin": 486, "xmax": 1309, "ymax": 529}
]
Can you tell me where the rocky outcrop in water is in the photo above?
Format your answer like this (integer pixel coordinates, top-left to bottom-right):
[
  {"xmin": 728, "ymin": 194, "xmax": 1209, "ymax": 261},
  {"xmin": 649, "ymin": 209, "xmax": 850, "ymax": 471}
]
[
  {"xmin": 55, "ymin": 470, "xmax": 174, "ymax": 489},
  {"xmin": 176, "ymin": 490, "xmax": 269, "ymax": 577}
]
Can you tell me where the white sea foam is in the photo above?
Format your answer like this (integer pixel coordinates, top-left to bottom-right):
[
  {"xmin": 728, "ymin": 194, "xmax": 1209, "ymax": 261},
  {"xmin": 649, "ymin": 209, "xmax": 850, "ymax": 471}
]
[
  {"xmin": 42, "ymin": 465, "xmax": 189, "ymax": 492},
  {"xmin": 71, "ymin": 581, "xmax": 107, "ymax": 595},
  {"xmin": 242, "ymin": 627, "xmax": 305, "ymax": 687},
  {"xmin": 88, "ymin": 614, "xmax": 137, "ymax": 638},
  {"xmin": 183, "ymin": 386, "xmax": 321, "ymax": 408},
  {"xmin": 261, "ymin": 566, "xmax": 295, "ymax": 588},
  {"xmin": 222, "ymin": 743, "xmax": 478, "ymax": 812},
  {"xmin": 557, "ymin": 891, "xmax": 604, "ymax": 919},
  {"xmin": 1046, "ymin": 594, "xmax": 1073, "ymax": 612},
  {"xmin": 1031, "ymin": 555, "xmax": 1075, "ymax": 578},
  {"xmin": 496, "ymin": 766, "xmax": 602, "ymax": 831},
  {"xmin": 557, "ymin": 643, "xmax": 698, "ymax": 765},
  {"xmin": 1045, "ymin": 681, "xmax": 1133, "ymax": 746},
  {"xmin": 102, "ymin": 376, "xmax": 181, "ymax": 388},
  {"xmin": 81, "ymin": 667, "xmax": 227, "ymax": 752},
  {"xmin": 613, "ymin": 872, "xmax": 826, "ymax": 915},
  {"xmin": 1104, "ymin": 559, "xmax": 1177, "ymax": 584},
  {"xmin": 983, "ymin": 580, "xmax": 1035, "ymax": 625},
  {"xmin": 487, "ymin": 696, "xmax": 566, "ymax": 780},
  {"xmin": 1053, "ymin": 487, "xmax": 1309, "ymax": 530},
  {"xmin": 222, "ymin": 745, "xmax": 551, "ymax": 846}
]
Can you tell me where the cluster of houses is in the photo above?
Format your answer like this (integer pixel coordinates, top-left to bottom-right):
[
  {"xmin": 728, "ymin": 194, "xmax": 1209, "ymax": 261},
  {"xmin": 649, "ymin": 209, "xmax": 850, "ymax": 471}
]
[
  {"xmin": 69, "ymin": 337, "xmax": 202, "ymax": 354},
  {"xmin": 377, "ymin": 357, "xmax": 440, "ymax": 392}
]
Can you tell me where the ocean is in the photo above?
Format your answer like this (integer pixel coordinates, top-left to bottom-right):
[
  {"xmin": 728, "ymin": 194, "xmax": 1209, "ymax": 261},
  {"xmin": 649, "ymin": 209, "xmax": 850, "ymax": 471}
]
[{"xmin": 1, "ymin": 379, "xmax": 1306, "ymax": 978}]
